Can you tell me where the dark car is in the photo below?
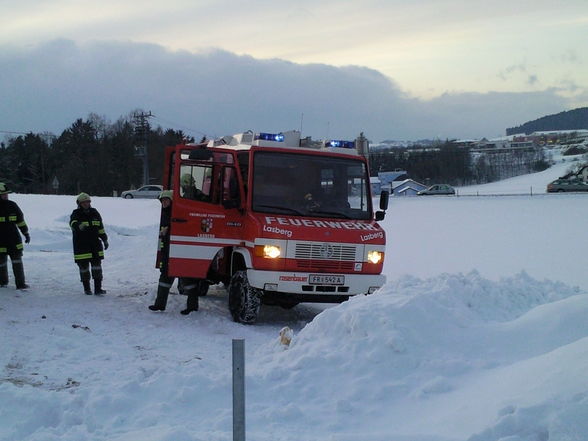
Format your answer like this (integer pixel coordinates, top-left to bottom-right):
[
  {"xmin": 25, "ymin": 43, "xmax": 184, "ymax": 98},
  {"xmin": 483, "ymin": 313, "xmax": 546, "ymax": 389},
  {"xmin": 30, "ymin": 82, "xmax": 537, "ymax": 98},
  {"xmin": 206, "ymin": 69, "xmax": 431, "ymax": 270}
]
[
  {"xmin": 547, "ymin": 179, "xmax": 588, "ymax": 193},
  {"xmin": 417, "ymin": 184, "xmax": 455, "ymax": 196}
]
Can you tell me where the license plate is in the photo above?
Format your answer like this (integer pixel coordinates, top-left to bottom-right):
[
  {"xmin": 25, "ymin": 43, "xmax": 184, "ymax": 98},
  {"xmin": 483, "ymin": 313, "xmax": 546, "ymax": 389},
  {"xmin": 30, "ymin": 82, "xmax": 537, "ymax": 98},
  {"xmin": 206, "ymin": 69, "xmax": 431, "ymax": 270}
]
[{"xmin": 309, "ymin": 274, "xmax": 345, "ymax": 285}]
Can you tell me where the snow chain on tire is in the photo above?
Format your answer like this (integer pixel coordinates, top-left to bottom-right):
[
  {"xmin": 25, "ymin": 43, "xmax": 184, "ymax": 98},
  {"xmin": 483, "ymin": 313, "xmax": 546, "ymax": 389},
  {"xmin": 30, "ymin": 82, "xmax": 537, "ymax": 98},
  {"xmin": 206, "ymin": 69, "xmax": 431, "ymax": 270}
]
[{"xmin": 229, "ymin": 270, "xmax": 262, "ymax": 324}]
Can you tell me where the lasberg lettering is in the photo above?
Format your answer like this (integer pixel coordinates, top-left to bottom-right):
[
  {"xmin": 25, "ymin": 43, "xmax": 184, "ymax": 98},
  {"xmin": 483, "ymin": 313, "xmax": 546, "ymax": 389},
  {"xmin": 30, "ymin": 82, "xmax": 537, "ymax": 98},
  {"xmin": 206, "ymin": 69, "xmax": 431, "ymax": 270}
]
[
  {"xmin": 263, "ymin": 224, "xmax": 293, "ymax": 238},
  {"xmin": 265, "ymin": 216, "xmax": 378, "ymax": 231},
  {"xmin": 361, "ymin": 232, "xmax": 384, "ymax": 242}
]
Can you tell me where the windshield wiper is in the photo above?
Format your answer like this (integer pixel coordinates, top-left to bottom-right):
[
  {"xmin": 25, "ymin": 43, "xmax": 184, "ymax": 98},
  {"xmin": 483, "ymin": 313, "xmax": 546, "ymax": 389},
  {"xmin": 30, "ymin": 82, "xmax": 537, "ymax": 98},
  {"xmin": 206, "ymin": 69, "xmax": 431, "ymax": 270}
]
[{"xmin": 255, "ymin": 204, "xmax": 304, "ymax": 215}]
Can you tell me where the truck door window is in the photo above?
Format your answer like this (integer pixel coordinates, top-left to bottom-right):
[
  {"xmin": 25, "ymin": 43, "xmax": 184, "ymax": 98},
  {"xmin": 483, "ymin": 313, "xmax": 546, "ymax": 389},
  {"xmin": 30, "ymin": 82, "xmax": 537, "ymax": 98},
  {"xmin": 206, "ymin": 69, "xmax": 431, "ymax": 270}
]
[
  {"xmin": 222, "ymin": 167, "xmax": 240, "ymax": 208},
  {"xmin": 179, "ymin": 164, "xmax": 214, "ymax": 203}
]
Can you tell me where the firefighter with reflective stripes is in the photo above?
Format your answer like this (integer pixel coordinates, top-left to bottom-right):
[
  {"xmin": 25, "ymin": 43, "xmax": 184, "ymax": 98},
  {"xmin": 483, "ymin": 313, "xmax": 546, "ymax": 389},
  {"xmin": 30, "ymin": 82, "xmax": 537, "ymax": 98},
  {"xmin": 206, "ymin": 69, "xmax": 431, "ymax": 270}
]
[
  {"xmin": 0, "ymin": 182, "xmax": 30, "ymax": 290},
  {"xmin": 70, "ymin": 193, "xmax": 108, "ymax": 295},
  {"xmin": 149, "ymin": 190, "xmax": 205, "ymax": 314}
]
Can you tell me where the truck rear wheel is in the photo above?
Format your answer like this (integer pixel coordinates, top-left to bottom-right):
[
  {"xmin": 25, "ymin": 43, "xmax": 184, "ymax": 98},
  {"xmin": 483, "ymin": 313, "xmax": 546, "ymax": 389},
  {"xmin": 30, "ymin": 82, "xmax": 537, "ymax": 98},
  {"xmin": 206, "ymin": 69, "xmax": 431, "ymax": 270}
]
[{"xmin": 228, "ymin": 270, "xmax": 261, "ymax": 324}]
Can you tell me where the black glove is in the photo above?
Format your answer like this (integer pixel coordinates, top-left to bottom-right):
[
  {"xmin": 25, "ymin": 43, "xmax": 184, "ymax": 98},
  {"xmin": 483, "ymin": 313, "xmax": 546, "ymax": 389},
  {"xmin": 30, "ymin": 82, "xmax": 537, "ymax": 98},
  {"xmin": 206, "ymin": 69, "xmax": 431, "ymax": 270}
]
[
  {"xmin": 24, "ymin": 233, "xmax": 30, "ymax": 244},
  {"xmin": 103, "ymin": 240, "xmax": 109, "ymax": 250}
]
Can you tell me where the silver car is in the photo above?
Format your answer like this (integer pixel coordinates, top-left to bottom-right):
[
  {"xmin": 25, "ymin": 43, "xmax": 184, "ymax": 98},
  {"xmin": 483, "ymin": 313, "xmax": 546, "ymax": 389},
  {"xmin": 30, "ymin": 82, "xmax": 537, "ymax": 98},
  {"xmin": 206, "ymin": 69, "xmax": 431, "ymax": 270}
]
[
  {"xmin": 121, "ymin": 185, "xmax": 163, "ymax": 199},
  {"xmin": 417, "ymin": 184, "xmax": 455, "ymax": 196},
  {"xmin": 547, "ymin": 179, "xmax": 588, "ymax": 193}
]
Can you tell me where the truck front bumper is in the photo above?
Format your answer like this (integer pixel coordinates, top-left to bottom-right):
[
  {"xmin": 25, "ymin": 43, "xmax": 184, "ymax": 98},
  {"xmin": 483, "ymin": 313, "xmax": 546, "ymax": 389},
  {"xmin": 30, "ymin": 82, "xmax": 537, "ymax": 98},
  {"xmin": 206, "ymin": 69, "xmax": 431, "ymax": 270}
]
[{"xmin": 247, "ymin": 269, "xmax": 386, "ymax": 297}]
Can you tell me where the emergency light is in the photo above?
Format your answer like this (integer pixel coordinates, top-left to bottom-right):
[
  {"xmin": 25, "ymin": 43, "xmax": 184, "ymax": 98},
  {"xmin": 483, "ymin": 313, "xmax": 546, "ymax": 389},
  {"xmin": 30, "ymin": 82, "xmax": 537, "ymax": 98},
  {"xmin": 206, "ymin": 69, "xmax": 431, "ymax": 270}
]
[
  {"xmin": 255, "ymin": 132, "xmax": 285, "ymax": 142},
  {"xmin": 326, "ymin": 140, "xmax": 355, "ymax": 149}
]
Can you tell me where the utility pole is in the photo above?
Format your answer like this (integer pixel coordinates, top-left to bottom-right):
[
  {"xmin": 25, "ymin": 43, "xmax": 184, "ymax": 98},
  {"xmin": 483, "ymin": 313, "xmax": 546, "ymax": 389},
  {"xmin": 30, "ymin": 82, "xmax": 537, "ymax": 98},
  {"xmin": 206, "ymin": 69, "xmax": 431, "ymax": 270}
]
[{"xmin": 133, "ymin": 111, "xmax": 153, "ymax": 186}]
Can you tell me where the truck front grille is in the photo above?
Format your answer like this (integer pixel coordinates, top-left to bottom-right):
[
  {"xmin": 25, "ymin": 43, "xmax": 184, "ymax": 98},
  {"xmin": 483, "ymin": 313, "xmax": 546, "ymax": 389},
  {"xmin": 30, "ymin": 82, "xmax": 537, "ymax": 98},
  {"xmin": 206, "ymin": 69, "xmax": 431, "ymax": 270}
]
[{"xmin": 294, "ymin": 242, "xmax": 357, "ymax": 272}]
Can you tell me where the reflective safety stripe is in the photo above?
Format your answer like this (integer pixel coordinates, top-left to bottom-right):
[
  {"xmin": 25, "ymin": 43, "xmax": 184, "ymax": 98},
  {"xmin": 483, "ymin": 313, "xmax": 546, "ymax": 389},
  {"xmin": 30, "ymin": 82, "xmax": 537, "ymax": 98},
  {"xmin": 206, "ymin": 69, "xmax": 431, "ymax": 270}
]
[
  {"xmin": 8, "ymin": 216, "xmax": 17, "ymax": 221},
  {"xmin": 16, "ymin": 243, "xmax": 23, "ymax": 250},
  {"xmin": 92, "ymin": 221, "xmax": 101, "ymax": 226},
  {"xmin": 79, "ymin": 268, "xmax": 90, "ymax": 273},
  {"xmin": 12, "ymin": 259, "xmax": 22, "ymax": 264},
  {"xmin": 0, "ymin": 217, "xmax": 5, "ymax": 222},
  {"xmin": 183, "ymin": 283, "xmax": 197, "ymax": 290},
  {"xmin": 98, "ymin": 251, "xmax": 104, "ymax": 257},
  {"xmin": 17, "ymin": 221, "xmax": 27, "ymax": 227},
  {"xmin": 80, "ymin": 222, "xmax": 90, "ymax": 227},
  {"xmin": 74, "ymin": 253, "xmax": 93, "ymax": 260},
  {"xmin": 159, "ymin": 281, "xmax": 172, "ymax": 288},
  {"xmin": 98, "ymin": 229, "xmax": 105, "ymax": 234},
  {"xmin": 0, "ymin": 248, "xmax": 6, "ymax": 253},
  {"xmin": 91, "ymin": 265, "xmax": 101, "ymax": 270},
  {"xmin": 70, "ymin": 220, "xmax": 78, "ymax": 228},
  {"xmin": 0, "ymin": 262, "xmax": 7, "ymax": 267}
]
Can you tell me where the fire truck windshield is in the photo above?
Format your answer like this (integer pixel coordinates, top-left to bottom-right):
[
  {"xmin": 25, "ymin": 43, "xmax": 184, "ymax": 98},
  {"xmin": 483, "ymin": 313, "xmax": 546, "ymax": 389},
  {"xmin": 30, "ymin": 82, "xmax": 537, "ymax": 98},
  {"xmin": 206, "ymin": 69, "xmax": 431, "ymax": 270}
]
[{"xmin": 252, "ymin": 151, "xmax": 371, "ymax": 220}]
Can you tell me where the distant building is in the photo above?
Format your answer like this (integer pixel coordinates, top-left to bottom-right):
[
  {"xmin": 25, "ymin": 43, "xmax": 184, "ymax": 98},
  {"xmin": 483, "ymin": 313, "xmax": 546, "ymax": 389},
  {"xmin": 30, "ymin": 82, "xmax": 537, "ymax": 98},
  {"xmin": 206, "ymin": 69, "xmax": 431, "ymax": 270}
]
[
  {"xmin": 377, "ymin": 170, "xmax": 408, "ymax": 192},
  {"xmin": 392, "ymin": 179, "xmax": 428, "ymax": 196}
]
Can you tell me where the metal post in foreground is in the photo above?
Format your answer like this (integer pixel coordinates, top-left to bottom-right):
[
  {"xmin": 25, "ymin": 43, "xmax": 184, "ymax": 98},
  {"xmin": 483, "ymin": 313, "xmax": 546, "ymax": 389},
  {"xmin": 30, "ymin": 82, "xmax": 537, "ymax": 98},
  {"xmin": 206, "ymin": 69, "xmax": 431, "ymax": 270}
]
[{"xmin": 233, "ymin": 339, "xmax": 245, "ymax": 441}]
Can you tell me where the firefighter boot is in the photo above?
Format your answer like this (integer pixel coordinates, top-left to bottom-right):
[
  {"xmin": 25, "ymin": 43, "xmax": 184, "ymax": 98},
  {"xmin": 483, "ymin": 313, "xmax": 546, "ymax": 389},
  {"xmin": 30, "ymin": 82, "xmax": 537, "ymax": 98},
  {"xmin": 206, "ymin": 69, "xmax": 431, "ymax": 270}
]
[
  {"xmin": 94, "ymin": 279, "xmax": 106, "ymax": 295},
  {"xmin": 180, "ymin": 279, "xmax": 200, "ymax": 315},
  {"xmin": 91, "ymin": 264, "xmax": 105, "ymax": 294},
  {"xmin": 0, "ymin": 254, "xmax": 8, "ymax": 287},
  {"xmin": 12, "ymin": 257, "xmax": 29, "ymax": 290},
  {"xmin": 83, "ymin": 280, "xmax": 92, "ymax": 295},
  {"xmin": 149, "ymin": 276, "xmax": 172, "ymax": 311}
]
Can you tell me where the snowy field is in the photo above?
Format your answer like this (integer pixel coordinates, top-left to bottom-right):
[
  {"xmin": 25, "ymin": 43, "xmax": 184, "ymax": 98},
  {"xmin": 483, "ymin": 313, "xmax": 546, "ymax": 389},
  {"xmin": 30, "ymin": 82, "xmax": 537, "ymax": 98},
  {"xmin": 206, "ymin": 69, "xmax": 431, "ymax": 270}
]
[{"xmin": 2, "ymin": 156, "xmax": 588, "ymax": 441}]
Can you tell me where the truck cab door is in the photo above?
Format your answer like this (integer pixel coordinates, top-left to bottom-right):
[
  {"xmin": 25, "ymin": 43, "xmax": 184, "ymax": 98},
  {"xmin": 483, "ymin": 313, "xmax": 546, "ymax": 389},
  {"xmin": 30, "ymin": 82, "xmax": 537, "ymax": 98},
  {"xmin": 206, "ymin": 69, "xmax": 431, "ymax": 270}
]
[{"xmin": 167, "ymin": 147, "xmax": 244, "ymax": 279}]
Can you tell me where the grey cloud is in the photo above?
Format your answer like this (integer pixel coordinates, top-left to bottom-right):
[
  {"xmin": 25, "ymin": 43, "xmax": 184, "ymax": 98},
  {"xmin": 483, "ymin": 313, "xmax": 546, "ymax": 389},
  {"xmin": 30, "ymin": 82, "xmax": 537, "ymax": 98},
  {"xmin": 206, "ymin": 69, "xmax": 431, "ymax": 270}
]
[
  {"xmin": 527, "ymin": 74, "xmax": 539, "ymax": 85},
  {"xmin": 0, "ymin": 39, "xmax": 571, "ymax": 141}
]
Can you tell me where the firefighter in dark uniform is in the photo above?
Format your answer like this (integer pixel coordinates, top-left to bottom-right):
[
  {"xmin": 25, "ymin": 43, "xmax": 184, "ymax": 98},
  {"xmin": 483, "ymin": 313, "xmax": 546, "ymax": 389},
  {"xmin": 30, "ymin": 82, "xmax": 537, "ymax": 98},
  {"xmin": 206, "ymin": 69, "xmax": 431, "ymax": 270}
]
[
  {"xmin": 0, "ymin": 182, "xmax": 30, "ymax": 290},
  {"xmin": 70, "ymin": 192, "xmax": 108, "ymax": 295},
  {"xmin": 149, "ymin": 190, "xmax": 205, "ymax": 314}
]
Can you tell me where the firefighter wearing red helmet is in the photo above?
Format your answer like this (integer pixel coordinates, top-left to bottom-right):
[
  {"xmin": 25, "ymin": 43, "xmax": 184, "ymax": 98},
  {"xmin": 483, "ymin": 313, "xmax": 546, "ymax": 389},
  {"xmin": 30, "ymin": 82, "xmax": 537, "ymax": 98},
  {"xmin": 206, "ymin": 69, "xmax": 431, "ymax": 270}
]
[
  {"xmin": 0, "ymin": 182, "xmax": 30, "ymax": 290},
  {"xmin": 69, "ymin": 192, "xmax": 108, "ymax": 295}
]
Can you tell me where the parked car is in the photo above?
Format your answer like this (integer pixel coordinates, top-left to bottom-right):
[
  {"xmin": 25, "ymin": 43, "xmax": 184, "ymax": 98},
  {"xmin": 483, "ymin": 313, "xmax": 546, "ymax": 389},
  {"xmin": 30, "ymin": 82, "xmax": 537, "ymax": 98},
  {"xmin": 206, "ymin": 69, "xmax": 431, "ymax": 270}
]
[
  {"xmin": 546, "ymin": 179, "xmax": 588, "ymax": 193},
  {"xmin": 121, "ymin": 185, "xmax": 163, "ymax": 199},
  {"xmin": 417, "ymin": 184, "xmax": 455, "ymax": 196}
]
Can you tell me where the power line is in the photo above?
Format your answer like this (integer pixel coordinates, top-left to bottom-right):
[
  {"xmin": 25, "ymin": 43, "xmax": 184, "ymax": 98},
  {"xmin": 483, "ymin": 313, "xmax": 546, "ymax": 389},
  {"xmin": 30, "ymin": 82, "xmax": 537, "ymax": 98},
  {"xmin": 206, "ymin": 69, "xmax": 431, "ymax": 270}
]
[
  {"xmin": 151, "ymin": 115, "xmax": 209, "ymax": 138},
  {"xmin": 0, "ymin": 130, "xmax": 32, "ymax": 135}
]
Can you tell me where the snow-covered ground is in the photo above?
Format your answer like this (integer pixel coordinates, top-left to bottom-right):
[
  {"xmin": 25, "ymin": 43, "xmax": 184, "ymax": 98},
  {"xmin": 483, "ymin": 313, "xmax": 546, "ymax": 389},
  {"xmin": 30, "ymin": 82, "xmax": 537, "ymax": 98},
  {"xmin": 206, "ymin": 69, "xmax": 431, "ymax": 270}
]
[{"xmin": 2, "ymin": 156, "xmax": 588, "ymax": 441}]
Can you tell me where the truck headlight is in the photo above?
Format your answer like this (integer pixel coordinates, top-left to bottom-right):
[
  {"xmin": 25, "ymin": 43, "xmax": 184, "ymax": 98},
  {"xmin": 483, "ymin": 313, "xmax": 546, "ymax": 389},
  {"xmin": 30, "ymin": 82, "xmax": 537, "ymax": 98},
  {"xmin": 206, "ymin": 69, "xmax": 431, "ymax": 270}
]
[
  {"xmin": 367, "ymin": 250, "xmax": 383, "ymax": 264},
  {"xmin": 255, "ymin": 245, "xmax": 281, "ymax": 259}
]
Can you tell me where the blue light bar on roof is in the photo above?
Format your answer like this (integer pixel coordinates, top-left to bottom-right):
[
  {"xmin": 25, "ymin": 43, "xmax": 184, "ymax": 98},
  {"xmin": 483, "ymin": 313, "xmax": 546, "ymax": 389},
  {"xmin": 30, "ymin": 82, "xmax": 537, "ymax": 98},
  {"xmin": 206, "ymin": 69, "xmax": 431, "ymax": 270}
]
[
  {"xmin": 327, "ymin": 140, "xmax": 355, "ymax": 149},
  {"xmin": 255, "ymin": 132, "xmax": 285, "ymax": 142}
]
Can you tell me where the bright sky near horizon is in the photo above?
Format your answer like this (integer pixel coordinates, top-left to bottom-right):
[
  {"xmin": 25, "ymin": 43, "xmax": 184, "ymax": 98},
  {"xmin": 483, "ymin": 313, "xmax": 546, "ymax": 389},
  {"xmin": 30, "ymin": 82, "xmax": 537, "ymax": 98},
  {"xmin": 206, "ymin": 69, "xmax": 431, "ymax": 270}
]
[
  {"xmin": 1, "ymin": 0, "xmax": 587, "ymax": 139},
  {"xmin": 3, "ymin": 0, "xmax": 586, "ymax": 100}
]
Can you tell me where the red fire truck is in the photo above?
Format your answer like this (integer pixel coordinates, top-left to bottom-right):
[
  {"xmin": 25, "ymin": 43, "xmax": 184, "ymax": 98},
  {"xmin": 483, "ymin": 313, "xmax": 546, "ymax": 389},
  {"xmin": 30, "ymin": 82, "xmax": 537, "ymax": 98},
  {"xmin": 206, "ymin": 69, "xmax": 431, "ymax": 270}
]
[{"xmin": 161, "ymin": 130, "xmax": 388, "ymax": 323}]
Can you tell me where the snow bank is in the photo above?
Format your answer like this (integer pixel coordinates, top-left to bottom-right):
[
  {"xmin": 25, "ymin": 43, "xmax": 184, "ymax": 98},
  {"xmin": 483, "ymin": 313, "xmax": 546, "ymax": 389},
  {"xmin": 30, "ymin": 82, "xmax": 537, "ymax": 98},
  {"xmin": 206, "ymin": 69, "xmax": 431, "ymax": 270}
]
[{"xmin": 248, "ymin": 272, "xmax": 588, "ymax": 439}]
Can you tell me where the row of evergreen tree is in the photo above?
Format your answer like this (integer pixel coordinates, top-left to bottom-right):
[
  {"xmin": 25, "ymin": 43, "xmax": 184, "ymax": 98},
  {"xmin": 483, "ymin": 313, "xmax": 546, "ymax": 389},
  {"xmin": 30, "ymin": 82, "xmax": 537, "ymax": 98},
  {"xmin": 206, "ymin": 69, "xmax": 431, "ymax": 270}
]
[
  {"xmin": 2, "ymin": 114, "xmax": 550, "ymax": 195},
  {"xmin": 0, "ymin": 114, "xmax": 192, "ymax": 196}
]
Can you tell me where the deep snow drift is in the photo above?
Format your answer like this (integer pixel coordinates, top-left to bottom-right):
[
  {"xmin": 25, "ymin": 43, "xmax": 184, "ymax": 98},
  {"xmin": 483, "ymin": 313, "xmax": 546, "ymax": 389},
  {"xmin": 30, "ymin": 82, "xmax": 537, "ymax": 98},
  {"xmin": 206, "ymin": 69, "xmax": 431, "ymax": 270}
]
[{"xmin": 1, "ymin": 157, "xmax": 588, "ymax": 441}]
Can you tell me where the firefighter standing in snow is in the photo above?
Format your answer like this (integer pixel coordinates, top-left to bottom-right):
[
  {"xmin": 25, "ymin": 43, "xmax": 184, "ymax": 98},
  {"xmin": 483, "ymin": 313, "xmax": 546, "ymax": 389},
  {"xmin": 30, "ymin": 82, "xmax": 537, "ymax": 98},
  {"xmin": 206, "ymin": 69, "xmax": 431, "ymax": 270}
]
[
  {"xmin": 0, "ymin": 182, "xmax": 30, "ymax": 290},
  {"xmin": 149, "ymin": 190, "xmax": 204, "ymax": 315},
  {"xmin": 70, "ymin": 193, "xmax": 108, "ymax": 295}
]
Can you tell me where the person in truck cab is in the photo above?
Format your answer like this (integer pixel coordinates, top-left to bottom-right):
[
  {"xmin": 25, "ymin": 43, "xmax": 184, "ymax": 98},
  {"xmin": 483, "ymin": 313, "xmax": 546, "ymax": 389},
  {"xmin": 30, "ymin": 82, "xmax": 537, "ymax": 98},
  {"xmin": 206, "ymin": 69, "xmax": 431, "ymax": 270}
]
[
  {"xmin": 149, "ymin": 190, "xmax": 204, "ymax": 315},
  {"xmin": 180, "ymin": 173, "xmax": 210, "ymax": 202}
]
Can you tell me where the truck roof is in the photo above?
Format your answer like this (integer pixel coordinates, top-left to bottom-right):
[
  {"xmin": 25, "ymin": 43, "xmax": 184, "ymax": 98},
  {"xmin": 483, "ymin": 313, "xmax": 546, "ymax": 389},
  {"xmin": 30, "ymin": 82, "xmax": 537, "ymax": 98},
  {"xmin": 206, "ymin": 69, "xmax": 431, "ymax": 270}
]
[{"xmin": 196, "ymin": 130, "xmax": 368, "ymax": 157}]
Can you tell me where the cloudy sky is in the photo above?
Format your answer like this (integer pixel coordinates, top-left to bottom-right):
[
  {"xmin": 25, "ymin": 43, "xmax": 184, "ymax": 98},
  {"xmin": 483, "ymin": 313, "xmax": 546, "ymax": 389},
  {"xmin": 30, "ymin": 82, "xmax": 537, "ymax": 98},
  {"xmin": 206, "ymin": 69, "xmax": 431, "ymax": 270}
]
[{"xmin": 1, "ymin": 0, "xmax": 587, "ymax": 140}]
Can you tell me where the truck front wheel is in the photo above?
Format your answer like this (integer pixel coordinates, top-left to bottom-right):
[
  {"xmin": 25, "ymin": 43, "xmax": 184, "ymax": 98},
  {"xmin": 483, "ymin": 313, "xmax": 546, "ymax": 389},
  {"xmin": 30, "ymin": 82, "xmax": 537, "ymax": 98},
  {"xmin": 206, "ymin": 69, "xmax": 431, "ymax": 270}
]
[{"xmin": 228, "ymin": 271, "xmax": 262, "ymax": 324}]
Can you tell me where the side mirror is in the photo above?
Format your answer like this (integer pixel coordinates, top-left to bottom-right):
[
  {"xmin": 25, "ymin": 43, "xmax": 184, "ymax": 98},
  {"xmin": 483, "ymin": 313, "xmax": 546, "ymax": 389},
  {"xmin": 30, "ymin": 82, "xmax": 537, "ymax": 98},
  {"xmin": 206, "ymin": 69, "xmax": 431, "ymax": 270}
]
[
  {"xmin": 375, "ymin": 211, "xmax": 385, "ymax": 221},
  {"xmin": 379, "ymin": 190, "xmax": 389, "ymax": 210}
]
